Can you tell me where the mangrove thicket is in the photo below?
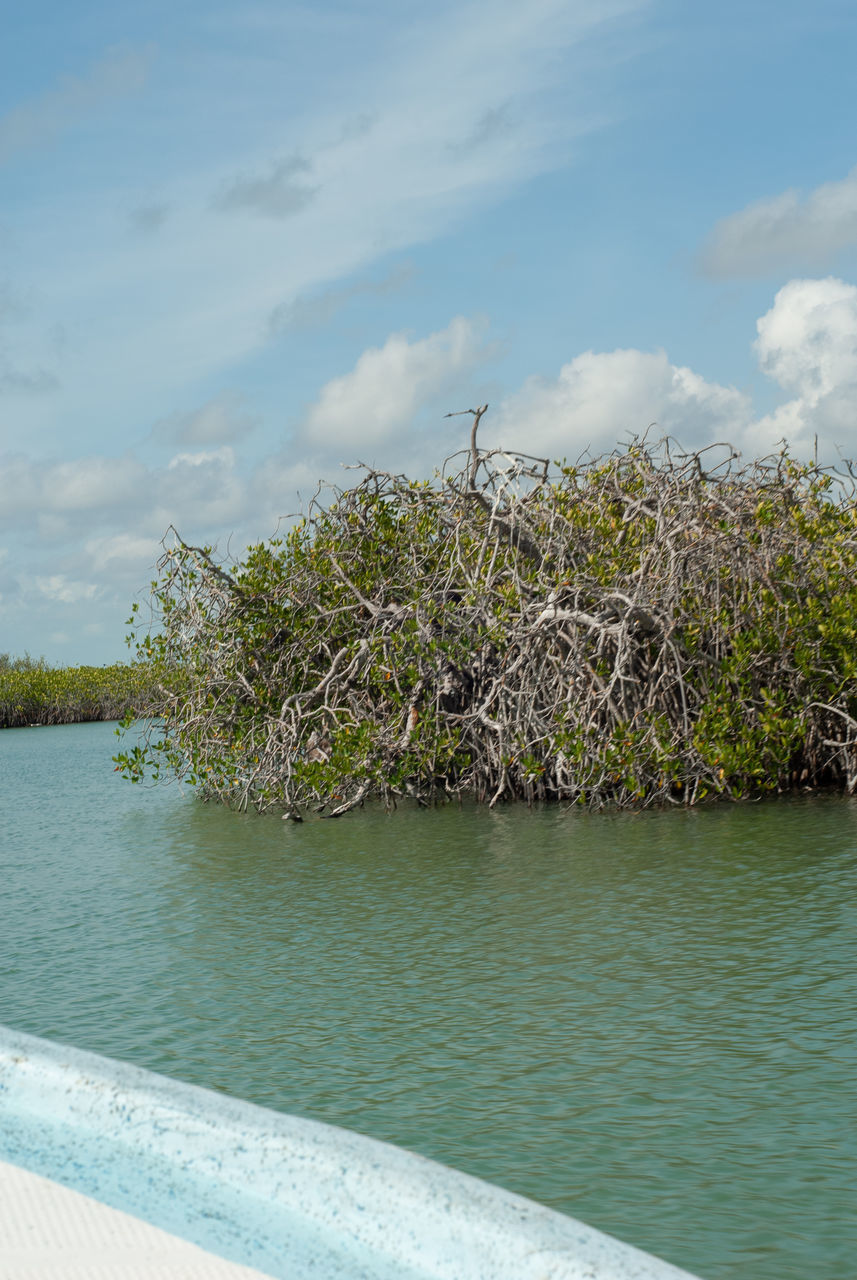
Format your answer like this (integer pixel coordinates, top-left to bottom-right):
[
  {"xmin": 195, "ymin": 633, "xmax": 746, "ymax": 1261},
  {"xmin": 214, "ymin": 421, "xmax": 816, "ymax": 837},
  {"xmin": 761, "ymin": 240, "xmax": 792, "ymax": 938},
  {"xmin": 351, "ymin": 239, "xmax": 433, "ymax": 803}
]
[
  {"xmin": 0, "ymin": 655, "xmax": 159, "ymax": 729},
  {"xmin": 117, "ymin": 426, "xmax": 857, "ymax": 815}
]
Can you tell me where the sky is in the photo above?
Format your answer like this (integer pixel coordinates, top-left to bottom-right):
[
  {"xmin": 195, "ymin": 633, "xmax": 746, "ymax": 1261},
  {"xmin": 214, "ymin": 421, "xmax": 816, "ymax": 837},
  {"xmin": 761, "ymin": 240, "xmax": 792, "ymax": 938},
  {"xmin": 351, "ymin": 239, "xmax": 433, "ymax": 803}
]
[{"xmin": 3, "ymin": 0, "xmax": 857, "ymax": 664}]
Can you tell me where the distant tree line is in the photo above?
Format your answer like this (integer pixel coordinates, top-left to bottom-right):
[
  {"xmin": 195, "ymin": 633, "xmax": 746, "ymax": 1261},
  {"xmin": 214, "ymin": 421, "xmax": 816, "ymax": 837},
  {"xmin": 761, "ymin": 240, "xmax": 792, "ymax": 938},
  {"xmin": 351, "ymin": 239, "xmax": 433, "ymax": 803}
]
[{"xmin": 0, "ymin": 656, "xmax": 157, "ymax": 728}]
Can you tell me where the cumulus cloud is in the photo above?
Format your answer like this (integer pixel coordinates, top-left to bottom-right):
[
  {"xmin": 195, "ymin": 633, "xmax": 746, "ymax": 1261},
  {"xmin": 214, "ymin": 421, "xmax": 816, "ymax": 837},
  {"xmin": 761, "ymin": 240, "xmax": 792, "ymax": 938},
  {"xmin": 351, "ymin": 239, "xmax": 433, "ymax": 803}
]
[
  {"xmin": 302, "ymin": 316, "xmax": 489, "ymax": 449},
  {"xmin": 754, "ymin": 276, "xmax": 857, "ymax": 400},
  {"xmin": 214, "ymin": 155, "xmax": 318, "ymax": 219},
  {"xmin": 0, "ymin": 45, "xmax": 154, "ymax": 165},
  {"xmin": 152, "ymin": 392, "xmax": 260, "ymax": 446},
  {"xmin": 746, "ymin": 276, "xmax": 857, "ymax": 456},
  {"xmin": 489, "ymin": 348, "xmax": 751, "ymax": 459},
  {"xmin": 489, "ymin": 277, "xmax": 857, "ymax": 465},
  {"xmin": 700, "ymin": 166, "xmax": 857, "ymax": 277}
]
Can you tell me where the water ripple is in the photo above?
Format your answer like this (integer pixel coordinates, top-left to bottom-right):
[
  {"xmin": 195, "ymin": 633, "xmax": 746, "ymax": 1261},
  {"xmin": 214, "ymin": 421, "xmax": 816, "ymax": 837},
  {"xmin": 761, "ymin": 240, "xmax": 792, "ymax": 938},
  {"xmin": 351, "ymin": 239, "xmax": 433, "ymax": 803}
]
[{"xmin": 1, "ymin": 722, "xmax": 856, "ymax": 1280}]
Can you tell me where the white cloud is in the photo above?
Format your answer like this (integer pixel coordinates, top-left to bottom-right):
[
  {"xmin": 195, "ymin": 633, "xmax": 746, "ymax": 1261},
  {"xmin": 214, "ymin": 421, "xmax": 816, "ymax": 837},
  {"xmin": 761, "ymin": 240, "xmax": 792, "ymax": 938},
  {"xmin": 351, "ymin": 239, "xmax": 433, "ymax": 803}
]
[
  {"xmin": 0, "ymin": 46, "xmax": 154, "ymax": 165},
  {"xmin": 250, "ymin": 454, "xmax": 338, "ymax": 530},
  {"xmin": 701, "ymin": 166, "xmax": 857, "ymax": 277},
  {"xmin": 746, "ymin": 277, "xmax": 857, "ymax": 456},
  {"xmin": 302, "ymin": 316, "xmax": 488, "ymax": 448},
  {"xmin": 153, "ymin": 448, "xmax": 248, "ymax": 531},
  {"xmin": 0, "ymin": 445, "xmax": 260, "ymax": 663},
  {"xmin": 753, "ymin": 277, "xmax": 857, "ymax": 401},
  {"xmin": 488, "ymin": 277, "xmax": 857, "ymax": 465},
  {"xmin": 85, "ymin": 533, "xmax": 160, "ymax": 574},
  {"xmin": 48, "ymin": 456, "xmax": 148, "ymax": 512},
  {"xmin": 166, "ymin": 446, "xmax": 235, "ymax": 469},
  {"xmin": 34, "ymin": 575, "xmax": 99, "ymax": 605},
  {"xmin": 0, "ymin": 447, "xmax": 249, "ymax": 539},
  {"xmin": 489, "ymin": 348, "xmax": 751, "ymax": 459},
  {"xmin": 1, "ymin": 455, "xmax": 147, "ymax": 523}
]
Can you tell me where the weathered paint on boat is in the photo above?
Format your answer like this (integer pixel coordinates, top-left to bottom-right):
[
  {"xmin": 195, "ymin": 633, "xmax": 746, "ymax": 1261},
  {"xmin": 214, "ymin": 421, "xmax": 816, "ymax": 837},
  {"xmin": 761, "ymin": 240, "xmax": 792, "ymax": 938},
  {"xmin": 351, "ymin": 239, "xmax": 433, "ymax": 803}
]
[{"xmin": 0, "ymin": 1025, "xmax": 703, "ymax": 1280}]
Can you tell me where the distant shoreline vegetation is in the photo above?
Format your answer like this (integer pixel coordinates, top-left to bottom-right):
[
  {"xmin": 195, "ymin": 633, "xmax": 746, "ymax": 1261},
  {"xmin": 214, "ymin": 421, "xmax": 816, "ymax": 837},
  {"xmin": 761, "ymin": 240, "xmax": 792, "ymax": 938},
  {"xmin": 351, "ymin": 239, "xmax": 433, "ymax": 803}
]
[
  {"xmin": 117, "ymin": 429, "xmax": 857, "ymax": 816},
  {"xmin": 0, "ymin": 655, "xmax": 157, "ymax": 729}
]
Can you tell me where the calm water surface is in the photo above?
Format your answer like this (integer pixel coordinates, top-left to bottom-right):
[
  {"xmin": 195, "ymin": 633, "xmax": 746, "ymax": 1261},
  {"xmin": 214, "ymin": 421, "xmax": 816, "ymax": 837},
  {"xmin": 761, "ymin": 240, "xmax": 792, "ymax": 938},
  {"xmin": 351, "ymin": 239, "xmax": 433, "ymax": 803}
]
[{"xmin": 1, "ymin": 721, "xmax": 855, "ymax": 1280}]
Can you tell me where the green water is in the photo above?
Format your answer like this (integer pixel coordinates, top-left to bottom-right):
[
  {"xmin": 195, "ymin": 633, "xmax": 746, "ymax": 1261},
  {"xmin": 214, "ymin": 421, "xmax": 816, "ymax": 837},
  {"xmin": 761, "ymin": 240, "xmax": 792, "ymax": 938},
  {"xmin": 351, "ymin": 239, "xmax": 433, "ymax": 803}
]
[{"xmin": 1, "ymin": 721, "xmax": 855, "ymax": 1279}]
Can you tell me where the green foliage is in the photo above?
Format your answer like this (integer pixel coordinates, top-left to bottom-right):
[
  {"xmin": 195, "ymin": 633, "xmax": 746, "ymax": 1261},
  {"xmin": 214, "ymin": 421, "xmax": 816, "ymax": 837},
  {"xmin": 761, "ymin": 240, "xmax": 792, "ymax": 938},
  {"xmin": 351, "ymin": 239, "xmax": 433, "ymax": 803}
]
[{"xmin": 117, "ymin": 439, "xmax": 857, "ymax": 814}]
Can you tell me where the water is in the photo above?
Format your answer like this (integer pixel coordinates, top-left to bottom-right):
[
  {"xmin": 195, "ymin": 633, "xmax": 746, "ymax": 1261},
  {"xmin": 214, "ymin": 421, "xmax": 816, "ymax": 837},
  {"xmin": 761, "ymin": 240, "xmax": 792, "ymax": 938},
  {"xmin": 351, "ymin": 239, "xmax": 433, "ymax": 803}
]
[{"xmin": 1, "ymin": 721, "xmax": 855, "ymax": 1280}]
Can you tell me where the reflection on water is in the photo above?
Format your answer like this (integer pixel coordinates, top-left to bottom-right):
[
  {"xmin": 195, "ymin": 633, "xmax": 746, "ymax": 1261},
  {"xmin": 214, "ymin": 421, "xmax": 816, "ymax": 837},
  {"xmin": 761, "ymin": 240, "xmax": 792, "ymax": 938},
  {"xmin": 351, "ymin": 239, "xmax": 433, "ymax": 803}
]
[{"xmin": 1, "ymin": 721, "xmax": 855, "ymax": 1280}]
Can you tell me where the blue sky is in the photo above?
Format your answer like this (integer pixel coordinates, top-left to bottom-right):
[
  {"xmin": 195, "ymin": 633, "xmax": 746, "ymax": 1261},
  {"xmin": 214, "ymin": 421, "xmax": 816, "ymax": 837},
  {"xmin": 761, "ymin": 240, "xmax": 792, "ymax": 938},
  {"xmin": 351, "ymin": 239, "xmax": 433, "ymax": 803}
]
[{"xmin": 3, "ymin": 0, "xmax": 857, "ymax": 664}]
